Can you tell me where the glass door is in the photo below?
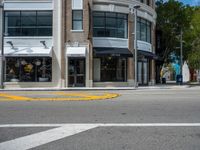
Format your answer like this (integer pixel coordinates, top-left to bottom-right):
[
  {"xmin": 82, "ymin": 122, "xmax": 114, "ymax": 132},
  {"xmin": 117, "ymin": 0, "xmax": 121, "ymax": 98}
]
[
  {"xmin": 143, "ymin": 62, "xmax": 148, "ymax": 85},
  {"xmin": 138, "ymin": 62, "xmax": 142, "ymax": 84},
  {"xmin": 138, "ymin": 59, "xmax": 149, "ymax": 85},
  {"xmin": 68, "ymin": 58, "xmax": 85, "ymax": 87}
]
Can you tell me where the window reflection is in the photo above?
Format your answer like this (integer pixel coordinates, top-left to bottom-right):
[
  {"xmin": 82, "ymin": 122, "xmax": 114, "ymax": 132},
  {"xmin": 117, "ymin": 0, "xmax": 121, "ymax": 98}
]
[
  {"xmin": 93, "ymin": 12, "xmax": 128, "ymax": 38},
  {"xmin": 137, "ymin": 17, "xmax": 152, "ymax": 43},
  {"xmin": 4, "ymin": 11, "xmax": 52, "ymax": 36}
]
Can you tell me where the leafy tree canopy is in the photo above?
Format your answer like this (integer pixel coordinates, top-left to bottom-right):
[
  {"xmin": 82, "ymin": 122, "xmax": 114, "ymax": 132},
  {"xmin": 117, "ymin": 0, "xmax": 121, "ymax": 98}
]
[
  {"xmin": 188, "ymin": 38, "xmax": 200, "ymax": 69},
  {"xmin": 156, "ymin": 0, "xmax": 194, "ymax": 61},
  {"xmin": 186, "ymin": 7, "xmax": 200, "ymax": 69}
]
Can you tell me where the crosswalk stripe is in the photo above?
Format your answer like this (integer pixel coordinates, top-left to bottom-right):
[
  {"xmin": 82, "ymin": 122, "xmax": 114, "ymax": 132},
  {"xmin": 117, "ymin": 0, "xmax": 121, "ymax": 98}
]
[
  {"xmin": 1, "ymin": 123, "xmax": 200, "ymax": 149},
  {"xmin": 0, "ymin": 124, "xmax": 98, "ymax": 150}
]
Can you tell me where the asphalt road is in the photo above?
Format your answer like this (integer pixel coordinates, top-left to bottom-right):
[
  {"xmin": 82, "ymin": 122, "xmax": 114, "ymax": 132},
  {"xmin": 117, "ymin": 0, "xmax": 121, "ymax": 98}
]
[{"xmin": 0, "ymin": 87, "xmax": 200, "ymax": 150}]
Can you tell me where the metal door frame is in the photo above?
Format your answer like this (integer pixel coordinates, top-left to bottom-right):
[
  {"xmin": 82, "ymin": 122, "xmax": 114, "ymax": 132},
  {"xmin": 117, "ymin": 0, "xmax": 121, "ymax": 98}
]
[{"xmin": 68, "ymin": 58, "xmax": 85, "ymax": 87}]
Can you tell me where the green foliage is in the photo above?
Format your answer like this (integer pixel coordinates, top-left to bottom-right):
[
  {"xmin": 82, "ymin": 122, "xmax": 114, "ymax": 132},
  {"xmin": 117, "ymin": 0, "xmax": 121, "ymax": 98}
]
[
  {"xmin": 181, "ymin": 7, "xmax": 200, "ymax": 69},
  {"xmin": 188, "ymin": 38, "xmax": 200, "ymax": 69},
  {"xmin": 156, "ymin": 0, "xmax": 194, "ymax": 61},
  {"xmin": 190, "ymin": 8, "xmax": 200, "ymax": 38},
  {"xmin": 156, "ymin": 0, "xmax": 200, "ymax": 70}
]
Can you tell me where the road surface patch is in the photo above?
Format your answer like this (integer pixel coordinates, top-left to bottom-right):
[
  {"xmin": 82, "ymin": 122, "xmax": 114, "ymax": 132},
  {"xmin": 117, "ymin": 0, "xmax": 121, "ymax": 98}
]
[{"xmin": 0, "ymin": 92, "xmax": 119, "ymax": 101}]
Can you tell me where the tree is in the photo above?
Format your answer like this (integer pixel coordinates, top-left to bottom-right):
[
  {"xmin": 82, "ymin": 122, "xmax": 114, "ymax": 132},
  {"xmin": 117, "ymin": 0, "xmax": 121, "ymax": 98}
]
[
  {"xmin": 156, "ymin": 0, "xmax": 193, "ymax": 61},
  {"xmin": 188, "ymin": 38, "xmax": 200, "ymax": 70},
  {"xmin": 186, "ymin": 7, "xmax": 200, "ymax": 70}
]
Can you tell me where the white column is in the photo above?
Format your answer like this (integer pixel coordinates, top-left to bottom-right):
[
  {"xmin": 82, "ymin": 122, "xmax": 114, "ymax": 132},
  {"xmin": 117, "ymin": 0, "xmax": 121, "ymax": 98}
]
[{"xmin": 52, "ymin": 0, "xmax": 65, "ymax": 88}]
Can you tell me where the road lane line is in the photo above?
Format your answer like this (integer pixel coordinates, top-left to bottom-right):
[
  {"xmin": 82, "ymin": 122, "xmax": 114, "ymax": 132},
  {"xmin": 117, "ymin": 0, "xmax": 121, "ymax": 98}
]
[
  {"xmin": 101, "ymin": 123, "xmax": 200, "ymax": 127},
  {"xmin": 0, "ymin": 124, "xmax": 98, "ymax": 150},
  {"xmin": 1, "ymin": 123, "xmax": 200, "ymax": 128}
]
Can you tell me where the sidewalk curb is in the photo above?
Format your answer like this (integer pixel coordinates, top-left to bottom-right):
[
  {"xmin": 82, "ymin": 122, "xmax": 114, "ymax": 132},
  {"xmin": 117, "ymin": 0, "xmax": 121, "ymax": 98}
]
[{"xmin": 0, "ymin": 85, "xmax": 192, "ymax": 91}]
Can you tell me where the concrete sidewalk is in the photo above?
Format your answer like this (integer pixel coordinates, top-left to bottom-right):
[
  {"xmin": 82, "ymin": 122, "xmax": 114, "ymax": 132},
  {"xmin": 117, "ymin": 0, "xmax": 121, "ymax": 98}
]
[{"xmin": 0, "ymin": 84, "xmax": 194, "ymax": 91}]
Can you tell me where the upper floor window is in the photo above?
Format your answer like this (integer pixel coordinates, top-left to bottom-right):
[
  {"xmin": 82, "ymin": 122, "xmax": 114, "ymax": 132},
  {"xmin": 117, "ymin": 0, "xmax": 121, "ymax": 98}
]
[
  {"xmin": 137, "ymin": 17, "xmax": 151, "ymax": 43},
  {"xmin": 72, "ymin": 10, "xmax": 83, "ymax": 30},
  {"xmin": 4, "ymin": 11, "xmax": 52, "ymax": 36},
  {"xmin": 93, "ymin": 12, "xmax": 128, "ymax": 38}
]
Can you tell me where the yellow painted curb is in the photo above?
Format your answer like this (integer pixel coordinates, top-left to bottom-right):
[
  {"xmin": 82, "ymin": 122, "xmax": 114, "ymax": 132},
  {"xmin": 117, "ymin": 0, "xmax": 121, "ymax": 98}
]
[
  {"xmin": 0, "ymin": 93, "xmax": 33, "ymax": 101},
  {"xmin": 0, "ymin": 92, "xmax": 120, "ymax": 101}
]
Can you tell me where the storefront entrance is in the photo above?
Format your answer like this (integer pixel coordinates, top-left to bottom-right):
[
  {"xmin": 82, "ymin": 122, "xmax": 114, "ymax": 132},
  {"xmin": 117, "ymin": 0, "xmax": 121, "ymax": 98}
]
[{"xmin": 68, "ymin": 58, "xmax": 85, "ymax": 87}]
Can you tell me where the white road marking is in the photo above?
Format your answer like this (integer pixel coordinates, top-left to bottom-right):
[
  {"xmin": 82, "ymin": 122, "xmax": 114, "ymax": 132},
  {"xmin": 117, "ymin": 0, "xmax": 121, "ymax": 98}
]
[
  {"xmin": 0, "ymin": 124, "xmax": 98, "ymax": 150},
  {"xmin": 1, "ymin": 123, "xmax": 200, "ymax": 128},
  {"xmin": 1, "ymin": 123, "xmax": 200, "ymax": 150},
  {"xmin": 0, "ymin": 124, "xmax": 67, "ymax": 128}
]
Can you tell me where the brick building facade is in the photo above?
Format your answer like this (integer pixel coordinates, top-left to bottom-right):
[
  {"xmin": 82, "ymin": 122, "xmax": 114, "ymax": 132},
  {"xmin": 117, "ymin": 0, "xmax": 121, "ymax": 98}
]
[{"xmin": 0, "ymin": 0, "xmax": 157, "ymax": 88}]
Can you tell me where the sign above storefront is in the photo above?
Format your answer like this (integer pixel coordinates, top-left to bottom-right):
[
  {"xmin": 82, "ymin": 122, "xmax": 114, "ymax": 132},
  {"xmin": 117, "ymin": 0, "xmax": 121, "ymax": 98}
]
[{"xmin": 94, "ymin": 47, "xmax": 132, "ymax": 57}]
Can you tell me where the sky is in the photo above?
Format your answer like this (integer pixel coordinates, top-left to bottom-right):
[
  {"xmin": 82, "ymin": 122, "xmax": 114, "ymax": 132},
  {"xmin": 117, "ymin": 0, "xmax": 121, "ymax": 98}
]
[{"xmin": 179, "ymin": 0, "xmax": 200, "ymax": 6}]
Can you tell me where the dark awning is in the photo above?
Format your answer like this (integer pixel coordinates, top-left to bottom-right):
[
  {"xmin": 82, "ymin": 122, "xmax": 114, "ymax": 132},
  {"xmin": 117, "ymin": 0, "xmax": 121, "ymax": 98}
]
[
  {"xmin": 94, "ymin": 47, "xmax": 133, "ymax": 57},
  {"xmin": 138, "ymin": 50, "xmax": 159, "ymax": 60}
]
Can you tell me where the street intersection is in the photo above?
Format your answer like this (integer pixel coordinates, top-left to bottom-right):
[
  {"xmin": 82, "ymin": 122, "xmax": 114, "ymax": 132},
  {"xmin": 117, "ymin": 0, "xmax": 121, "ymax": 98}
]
[{"xmin": 0, "ymin": 87, "xmax": 200, "ymax": 150}]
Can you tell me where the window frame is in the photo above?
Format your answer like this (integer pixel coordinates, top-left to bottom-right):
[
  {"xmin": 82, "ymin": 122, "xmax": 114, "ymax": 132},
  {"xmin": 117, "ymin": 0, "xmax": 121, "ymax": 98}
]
[
  {"xmin": 72, "ymin": 10, "xmax": 83, "ymax": 30},
  {"xmin": 4, "ymin": 10, "xmax": 53, "ymax": 37},
  {"xmin": 137, "ymin": 17, "xmax": 152, "ymax": 43},
  {"xmin": 93, "ymin": 12, "xmax": 128, "ymax": 39}
]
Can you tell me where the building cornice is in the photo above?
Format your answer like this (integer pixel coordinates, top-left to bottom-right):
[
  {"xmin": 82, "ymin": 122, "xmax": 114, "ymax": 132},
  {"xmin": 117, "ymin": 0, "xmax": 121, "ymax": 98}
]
[{"xmin": 93, "ymin": 0, "xmax": 157, "ymax": 19}]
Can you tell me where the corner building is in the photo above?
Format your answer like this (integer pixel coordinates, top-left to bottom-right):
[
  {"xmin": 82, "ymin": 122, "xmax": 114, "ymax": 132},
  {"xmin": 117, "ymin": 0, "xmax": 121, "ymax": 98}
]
[
  {"xmin": 63, "ymin": 0, "xmax": 157, "ymax": 87},
  {"xmin": 1, "ymin": 0, "xmax": 157, "ymax": 88}
]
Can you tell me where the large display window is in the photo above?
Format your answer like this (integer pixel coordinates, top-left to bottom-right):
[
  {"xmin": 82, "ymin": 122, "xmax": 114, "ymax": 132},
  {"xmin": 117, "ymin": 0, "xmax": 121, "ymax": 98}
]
[
  {"xmin": 94, "ymin": 57, "xmax": 127, "ymax": 82},
  {"xmin": 5, "ymin": 57, "xmax": 52, "ymax": 82}
]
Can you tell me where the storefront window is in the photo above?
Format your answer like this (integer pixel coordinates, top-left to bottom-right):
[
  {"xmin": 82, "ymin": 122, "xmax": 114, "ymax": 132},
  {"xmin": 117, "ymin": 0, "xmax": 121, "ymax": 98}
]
[
  {"xmin": 4, "ymin": 11, "xmax": 52, "ymax": 36},
  {"xmin": 137, "ymin": 17, "xmax": 151, "ymax": 43},
  {"xmin": 5, "ymin": 57, "xmax": 52, "ymax": 82},
  {"xmin": 100, "ymin": 57, "xmax": 127, "ymax": 82},
  {"xmin": 93, "ymin": 12, "xmax": 128, "ymax": 38}
]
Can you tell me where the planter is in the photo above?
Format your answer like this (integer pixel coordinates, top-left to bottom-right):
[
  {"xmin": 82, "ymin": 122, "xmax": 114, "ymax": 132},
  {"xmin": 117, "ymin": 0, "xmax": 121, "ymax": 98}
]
[{"xmin": 39, "ymin": 77, "xmax": 49, "ymax": 82}]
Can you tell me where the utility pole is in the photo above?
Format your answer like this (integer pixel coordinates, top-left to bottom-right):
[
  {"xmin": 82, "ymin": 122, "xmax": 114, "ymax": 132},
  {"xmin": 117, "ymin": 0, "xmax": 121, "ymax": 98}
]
[
  {"xmin": 180, "ymin": 29, "xmax": 183, "ymax": 77},
  {"xmin": 131, "ymin": 5, "xmax": 140, "ymax": 88},
  {"xmin": 0, "ymin": 3, "xmax": 4, "ymax": 89}
]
